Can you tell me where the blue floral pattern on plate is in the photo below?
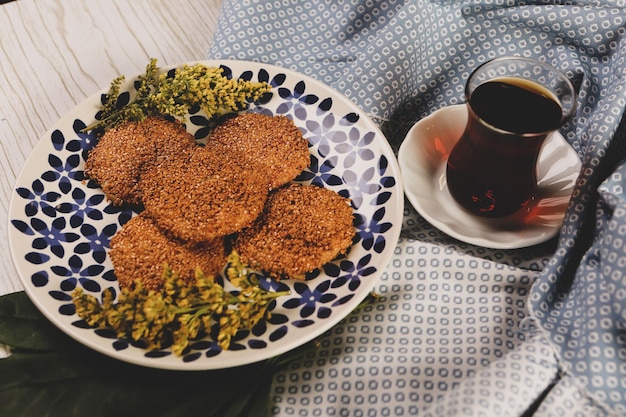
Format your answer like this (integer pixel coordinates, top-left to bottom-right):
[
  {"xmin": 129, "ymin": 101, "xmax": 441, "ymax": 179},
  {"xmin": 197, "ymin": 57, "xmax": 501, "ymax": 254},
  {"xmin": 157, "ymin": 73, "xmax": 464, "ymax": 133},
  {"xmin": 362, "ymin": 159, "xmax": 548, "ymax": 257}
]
[{"xmin": 8, "ymin": 60, "xmax": 403, "ymax": 370}]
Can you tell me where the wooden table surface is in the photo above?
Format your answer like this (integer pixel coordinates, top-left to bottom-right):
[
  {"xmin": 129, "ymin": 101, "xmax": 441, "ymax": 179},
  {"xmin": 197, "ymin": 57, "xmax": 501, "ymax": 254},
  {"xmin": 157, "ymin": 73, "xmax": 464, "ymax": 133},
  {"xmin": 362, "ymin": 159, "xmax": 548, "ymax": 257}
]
[{"xmin": 0, "ymin": 0, "xmax": 223, "ymax": 296}]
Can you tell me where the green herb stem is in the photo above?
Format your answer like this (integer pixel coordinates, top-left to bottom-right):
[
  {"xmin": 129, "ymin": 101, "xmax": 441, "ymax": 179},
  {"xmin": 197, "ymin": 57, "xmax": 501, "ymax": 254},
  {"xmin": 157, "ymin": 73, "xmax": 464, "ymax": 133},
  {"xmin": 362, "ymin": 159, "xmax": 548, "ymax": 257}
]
[
  {"xmin": 83, "ymin": 58, "xmax": 271, "ymax": 134},
  {"xmin": 72, "ymin": 252, "xmax": 290, "ymax": 355}
]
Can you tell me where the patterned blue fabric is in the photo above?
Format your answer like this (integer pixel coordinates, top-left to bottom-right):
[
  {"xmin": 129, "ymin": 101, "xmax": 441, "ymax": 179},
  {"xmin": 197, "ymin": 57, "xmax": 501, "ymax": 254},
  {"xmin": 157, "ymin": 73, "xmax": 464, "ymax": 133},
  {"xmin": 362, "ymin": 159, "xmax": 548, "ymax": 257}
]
[{"xmin": 208, "ymin": 1, "xmax": 626, "ymax": 415}]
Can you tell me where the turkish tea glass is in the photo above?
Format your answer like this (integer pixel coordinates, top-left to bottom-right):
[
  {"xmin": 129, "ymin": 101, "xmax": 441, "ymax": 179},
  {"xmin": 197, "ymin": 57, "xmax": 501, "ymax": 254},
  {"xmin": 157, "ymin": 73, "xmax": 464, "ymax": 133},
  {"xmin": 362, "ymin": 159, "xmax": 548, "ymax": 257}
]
[{"xmin": 446, "ymin": 57, "xmax": 577, "ymax": 218}]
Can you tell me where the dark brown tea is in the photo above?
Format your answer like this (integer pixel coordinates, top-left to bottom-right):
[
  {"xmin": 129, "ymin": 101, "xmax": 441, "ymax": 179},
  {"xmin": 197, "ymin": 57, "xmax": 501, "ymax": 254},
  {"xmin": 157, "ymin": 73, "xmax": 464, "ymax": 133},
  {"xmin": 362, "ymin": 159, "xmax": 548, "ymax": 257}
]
[
  {"xmin": 446, "ymin": 77, "xmax": 563, "ymax": 218},
  {"xmin": 469, "ymin": 77, "xmax": 563, "ymax": 133}
]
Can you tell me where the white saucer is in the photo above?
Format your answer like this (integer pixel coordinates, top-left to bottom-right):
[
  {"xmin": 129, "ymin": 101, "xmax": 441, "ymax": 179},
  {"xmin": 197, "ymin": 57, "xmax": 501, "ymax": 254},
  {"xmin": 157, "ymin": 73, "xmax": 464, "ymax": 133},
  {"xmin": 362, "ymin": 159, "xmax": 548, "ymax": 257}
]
[{"xmin": 398, "ymin": 105, "xmax": 582, "ymax": 249}]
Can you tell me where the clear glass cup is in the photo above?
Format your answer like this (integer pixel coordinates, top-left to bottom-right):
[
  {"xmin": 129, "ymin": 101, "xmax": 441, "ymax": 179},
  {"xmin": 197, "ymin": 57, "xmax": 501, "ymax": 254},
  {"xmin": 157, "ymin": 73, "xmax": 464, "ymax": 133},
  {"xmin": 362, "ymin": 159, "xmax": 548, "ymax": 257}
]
[{"xmin": 446, "ymin": 57, "xmax": 577, "ymax": 218}]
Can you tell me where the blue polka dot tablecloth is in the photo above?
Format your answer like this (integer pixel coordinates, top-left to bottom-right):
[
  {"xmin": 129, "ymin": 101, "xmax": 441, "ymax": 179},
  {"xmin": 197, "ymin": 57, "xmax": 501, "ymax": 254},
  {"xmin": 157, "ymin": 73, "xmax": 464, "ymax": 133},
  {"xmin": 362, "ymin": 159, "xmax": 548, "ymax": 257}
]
[{"xmin": 208, "ymin": 1, "xmax": 626, "ymax": 416}]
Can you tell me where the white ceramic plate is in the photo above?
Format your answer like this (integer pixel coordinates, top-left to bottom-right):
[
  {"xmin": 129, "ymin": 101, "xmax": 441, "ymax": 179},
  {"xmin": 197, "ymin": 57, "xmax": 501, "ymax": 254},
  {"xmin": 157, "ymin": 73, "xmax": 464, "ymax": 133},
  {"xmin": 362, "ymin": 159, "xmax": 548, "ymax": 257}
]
[
  {"xmin": 8, "ymin": 60, "xmax": 404, "ymax": 370},
  {"xmin": 398, "ymin": 104, "xmax": 581, "ymax": 249}
]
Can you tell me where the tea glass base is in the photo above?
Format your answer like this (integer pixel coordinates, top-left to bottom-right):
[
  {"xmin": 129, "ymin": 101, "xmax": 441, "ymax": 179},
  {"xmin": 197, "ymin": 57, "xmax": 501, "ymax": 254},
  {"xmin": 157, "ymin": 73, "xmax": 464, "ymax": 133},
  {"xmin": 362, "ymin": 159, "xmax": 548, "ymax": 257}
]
[{"xmin": 398, "ymin": 105, "xmax": 582, "ymax": 249}]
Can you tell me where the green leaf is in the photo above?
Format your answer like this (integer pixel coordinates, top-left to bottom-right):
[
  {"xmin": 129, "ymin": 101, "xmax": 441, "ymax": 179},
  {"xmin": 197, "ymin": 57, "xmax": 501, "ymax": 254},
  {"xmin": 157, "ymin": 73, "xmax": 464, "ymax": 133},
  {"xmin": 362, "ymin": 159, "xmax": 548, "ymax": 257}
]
[
  {"xmin": 0, "ymin": 292, "xmax": 282, "ymax": 417},
  {"xmin": 0, "ymin": 292, "xmax": 72, "ymax": 351},
  {"xmin": 0, "ymin": 349, "xmax": 276, "ymax": 417}
]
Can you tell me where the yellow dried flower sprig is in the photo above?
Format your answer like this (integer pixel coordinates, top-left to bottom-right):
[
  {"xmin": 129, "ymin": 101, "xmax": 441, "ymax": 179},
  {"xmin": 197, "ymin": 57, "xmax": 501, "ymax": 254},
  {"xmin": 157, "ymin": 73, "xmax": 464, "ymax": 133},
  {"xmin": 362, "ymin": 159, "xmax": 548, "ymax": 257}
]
[
  {"xmin": 72, "ymin": 251, "xmax": 289, "ymax": 356},
  {"xmin": 84, "ymin": 58, "xmax": 271, "ymax": 133}
]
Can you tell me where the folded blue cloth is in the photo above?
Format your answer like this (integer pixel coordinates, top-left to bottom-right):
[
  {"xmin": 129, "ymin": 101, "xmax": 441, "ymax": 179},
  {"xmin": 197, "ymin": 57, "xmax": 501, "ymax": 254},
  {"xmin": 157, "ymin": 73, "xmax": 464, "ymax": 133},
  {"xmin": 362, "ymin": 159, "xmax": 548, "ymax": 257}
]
[{"xmin": 209, "ymin": 1, "xmax": 626, "ymax": 415}]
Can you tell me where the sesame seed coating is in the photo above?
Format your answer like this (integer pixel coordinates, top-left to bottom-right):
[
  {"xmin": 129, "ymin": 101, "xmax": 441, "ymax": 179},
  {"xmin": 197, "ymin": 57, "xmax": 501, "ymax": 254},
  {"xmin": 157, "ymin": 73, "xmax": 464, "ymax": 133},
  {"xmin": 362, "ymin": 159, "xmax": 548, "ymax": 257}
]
[
  {"xmin": 84, "ymin": 116, "xmax": 196, "ymax": 206},
  {"xmin": 92, "ymin": 114, "xmax": 355, "ymax": 287},
  {"xmin": 235, "ymin": 183, "xmax": 355, "ymax": 280},
  {"xmin": 206, "ymin": 113, "xmax": 310, "ymax": 190},
  {"xmin": 140, "ymin": 146, "xmax": 269, "ymax": 244},
  {"xmin": 109, "ymin": 212, "xmax": 226, "ymax": 291}
]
